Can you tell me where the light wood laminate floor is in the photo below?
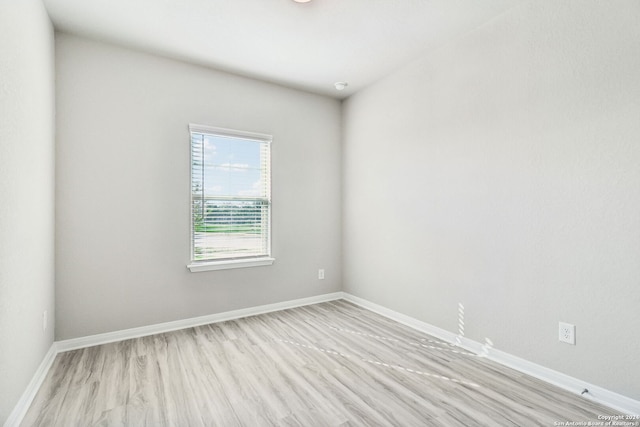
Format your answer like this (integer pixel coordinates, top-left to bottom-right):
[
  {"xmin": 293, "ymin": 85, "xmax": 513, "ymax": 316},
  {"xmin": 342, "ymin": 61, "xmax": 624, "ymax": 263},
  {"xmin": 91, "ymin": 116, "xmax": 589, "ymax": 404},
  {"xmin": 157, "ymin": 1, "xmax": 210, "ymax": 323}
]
[{"xmin": 23, "ymin": 300, "xmax": 617, "ymax": 426}]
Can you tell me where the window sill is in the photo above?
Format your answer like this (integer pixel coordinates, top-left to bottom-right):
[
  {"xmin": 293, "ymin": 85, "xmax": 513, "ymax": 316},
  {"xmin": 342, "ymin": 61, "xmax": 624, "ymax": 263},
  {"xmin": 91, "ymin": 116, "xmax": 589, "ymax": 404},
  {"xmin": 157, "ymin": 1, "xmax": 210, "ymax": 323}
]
[{"xmin": 187, "ymin": 257, "xmax": 275, "ymax": 272}]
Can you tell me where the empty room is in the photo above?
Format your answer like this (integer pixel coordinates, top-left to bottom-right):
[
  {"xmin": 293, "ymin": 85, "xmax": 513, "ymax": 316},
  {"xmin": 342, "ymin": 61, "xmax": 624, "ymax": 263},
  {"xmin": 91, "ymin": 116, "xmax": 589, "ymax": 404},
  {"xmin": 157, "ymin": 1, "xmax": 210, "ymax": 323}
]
[{"xmin": 1, "ymin": 0, "xmax": 639, "ymax": 425}]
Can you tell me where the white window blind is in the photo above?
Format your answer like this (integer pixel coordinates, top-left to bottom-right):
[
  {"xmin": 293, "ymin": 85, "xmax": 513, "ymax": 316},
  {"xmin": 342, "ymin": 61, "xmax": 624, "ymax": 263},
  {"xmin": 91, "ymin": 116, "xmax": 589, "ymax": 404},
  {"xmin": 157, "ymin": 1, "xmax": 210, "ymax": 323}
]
[{"xmin": 189, "ymin": 124, "xmax": 272, "ymax": 265}]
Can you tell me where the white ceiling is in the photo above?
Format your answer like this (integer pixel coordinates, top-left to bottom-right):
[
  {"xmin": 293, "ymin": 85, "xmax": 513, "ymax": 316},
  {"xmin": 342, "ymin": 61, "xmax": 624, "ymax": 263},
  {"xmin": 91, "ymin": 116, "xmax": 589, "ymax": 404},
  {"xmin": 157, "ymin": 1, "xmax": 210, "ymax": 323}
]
[{"xmin": 43, "ymin": 0, "xmax": 520, "ymax": 99}]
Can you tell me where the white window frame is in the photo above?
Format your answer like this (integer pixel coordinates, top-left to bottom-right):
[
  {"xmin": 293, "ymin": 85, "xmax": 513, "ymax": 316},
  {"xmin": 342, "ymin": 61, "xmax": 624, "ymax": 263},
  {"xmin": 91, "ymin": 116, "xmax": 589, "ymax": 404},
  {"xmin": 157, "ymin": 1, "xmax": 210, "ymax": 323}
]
[{"xmin": 187, "ymin": 124, "xmax": 274, "ymax": 272}]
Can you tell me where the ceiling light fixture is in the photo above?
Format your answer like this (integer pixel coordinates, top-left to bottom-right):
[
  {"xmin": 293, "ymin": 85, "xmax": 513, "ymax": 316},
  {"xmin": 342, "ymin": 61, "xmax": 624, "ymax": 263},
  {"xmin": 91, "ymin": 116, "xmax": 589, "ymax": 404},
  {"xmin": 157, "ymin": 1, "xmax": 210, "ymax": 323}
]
[
  {"xmin": 293, "ymin": 0, "xmax": 311, "ymax": 3},
  {"xmin": 334, "ymin": 82, "xmax": 348, "ymax": 91}
]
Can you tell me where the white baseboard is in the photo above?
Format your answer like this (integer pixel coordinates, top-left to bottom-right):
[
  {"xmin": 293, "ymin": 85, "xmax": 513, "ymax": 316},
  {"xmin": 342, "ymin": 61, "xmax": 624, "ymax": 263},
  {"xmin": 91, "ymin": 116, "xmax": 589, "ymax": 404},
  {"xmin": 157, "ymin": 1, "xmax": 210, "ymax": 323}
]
[
  {"xmin": 4, "ymin": 343, "xmax": 58, "ymax": 427},
  {"xmin": 341, "ymin": 292, "xmax": 640, "ymax": 416},
  {"xmin": 56, "ymin": 292, "xmax": 345, "ymax": 352}
]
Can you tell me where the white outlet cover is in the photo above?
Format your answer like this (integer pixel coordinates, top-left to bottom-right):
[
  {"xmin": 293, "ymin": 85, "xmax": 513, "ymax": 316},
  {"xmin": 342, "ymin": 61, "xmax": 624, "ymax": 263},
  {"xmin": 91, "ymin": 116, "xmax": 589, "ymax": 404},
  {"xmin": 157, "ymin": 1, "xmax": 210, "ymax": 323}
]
[{"xmin": 559, "ymin": 322, "xmax": 575, "ymax": 345}]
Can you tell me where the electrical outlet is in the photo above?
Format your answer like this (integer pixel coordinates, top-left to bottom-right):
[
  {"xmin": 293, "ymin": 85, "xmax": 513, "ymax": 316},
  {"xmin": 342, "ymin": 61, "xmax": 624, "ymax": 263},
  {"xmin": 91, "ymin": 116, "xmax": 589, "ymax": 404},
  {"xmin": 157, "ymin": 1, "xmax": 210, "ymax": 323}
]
[
  {"xmin": 559, "ymin": 322, "xmax": 575, "ymax": 345},
  {"xmin": 318, "ymin": 269, "xmax": 325, "ymax": 280},
  {"xmin": 43, "ymin": 310, "xmax": 48, "ymax": 332}
]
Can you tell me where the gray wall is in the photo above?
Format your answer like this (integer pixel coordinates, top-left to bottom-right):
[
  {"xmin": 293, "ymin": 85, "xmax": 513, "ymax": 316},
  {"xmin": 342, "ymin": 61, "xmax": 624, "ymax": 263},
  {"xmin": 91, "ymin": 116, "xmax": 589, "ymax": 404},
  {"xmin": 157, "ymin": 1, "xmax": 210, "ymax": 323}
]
[
  {"xmin": 0, "ymin": 0, "xmax": 55, "ymax": 423},
  {"xmin": 55, "ymin": 34, "xmax": 342, "ymax": 340},
  {"xmin": 343, "ymin": 0, "xmax": 640, "ymax": 400}
]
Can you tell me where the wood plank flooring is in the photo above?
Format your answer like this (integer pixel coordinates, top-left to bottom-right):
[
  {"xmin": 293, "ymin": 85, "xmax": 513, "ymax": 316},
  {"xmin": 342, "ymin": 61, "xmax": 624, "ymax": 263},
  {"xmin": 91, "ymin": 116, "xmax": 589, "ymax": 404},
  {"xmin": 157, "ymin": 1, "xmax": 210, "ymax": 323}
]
[{"xmin": 22, "ymin": 300, "xmax": 617, "ymax": 426}]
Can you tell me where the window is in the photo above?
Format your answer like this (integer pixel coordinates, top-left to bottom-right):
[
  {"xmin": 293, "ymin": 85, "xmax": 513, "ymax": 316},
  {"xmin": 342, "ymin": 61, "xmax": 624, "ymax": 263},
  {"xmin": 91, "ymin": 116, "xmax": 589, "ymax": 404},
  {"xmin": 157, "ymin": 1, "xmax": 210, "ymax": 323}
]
[{"xmin": 187, "ymin": 124, "xmax": 273, "ymax": 272}]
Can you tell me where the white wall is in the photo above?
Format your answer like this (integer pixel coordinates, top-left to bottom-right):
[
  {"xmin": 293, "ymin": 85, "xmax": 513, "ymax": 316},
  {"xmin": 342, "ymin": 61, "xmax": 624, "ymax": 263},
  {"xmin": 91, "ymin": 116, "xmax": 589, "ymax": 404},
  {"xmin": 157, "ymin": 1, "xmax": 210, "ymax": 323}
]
[
  {"xmin": 0, "ymin": 0, "xmax": 55, "ymax": 423},
  {"xmin": 55, "ymin": 34, "xmax": 342, "ymax": 340},
  {"xmin": 343, "ymin": 0, "xmax": 640, "ymax": 400}
]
